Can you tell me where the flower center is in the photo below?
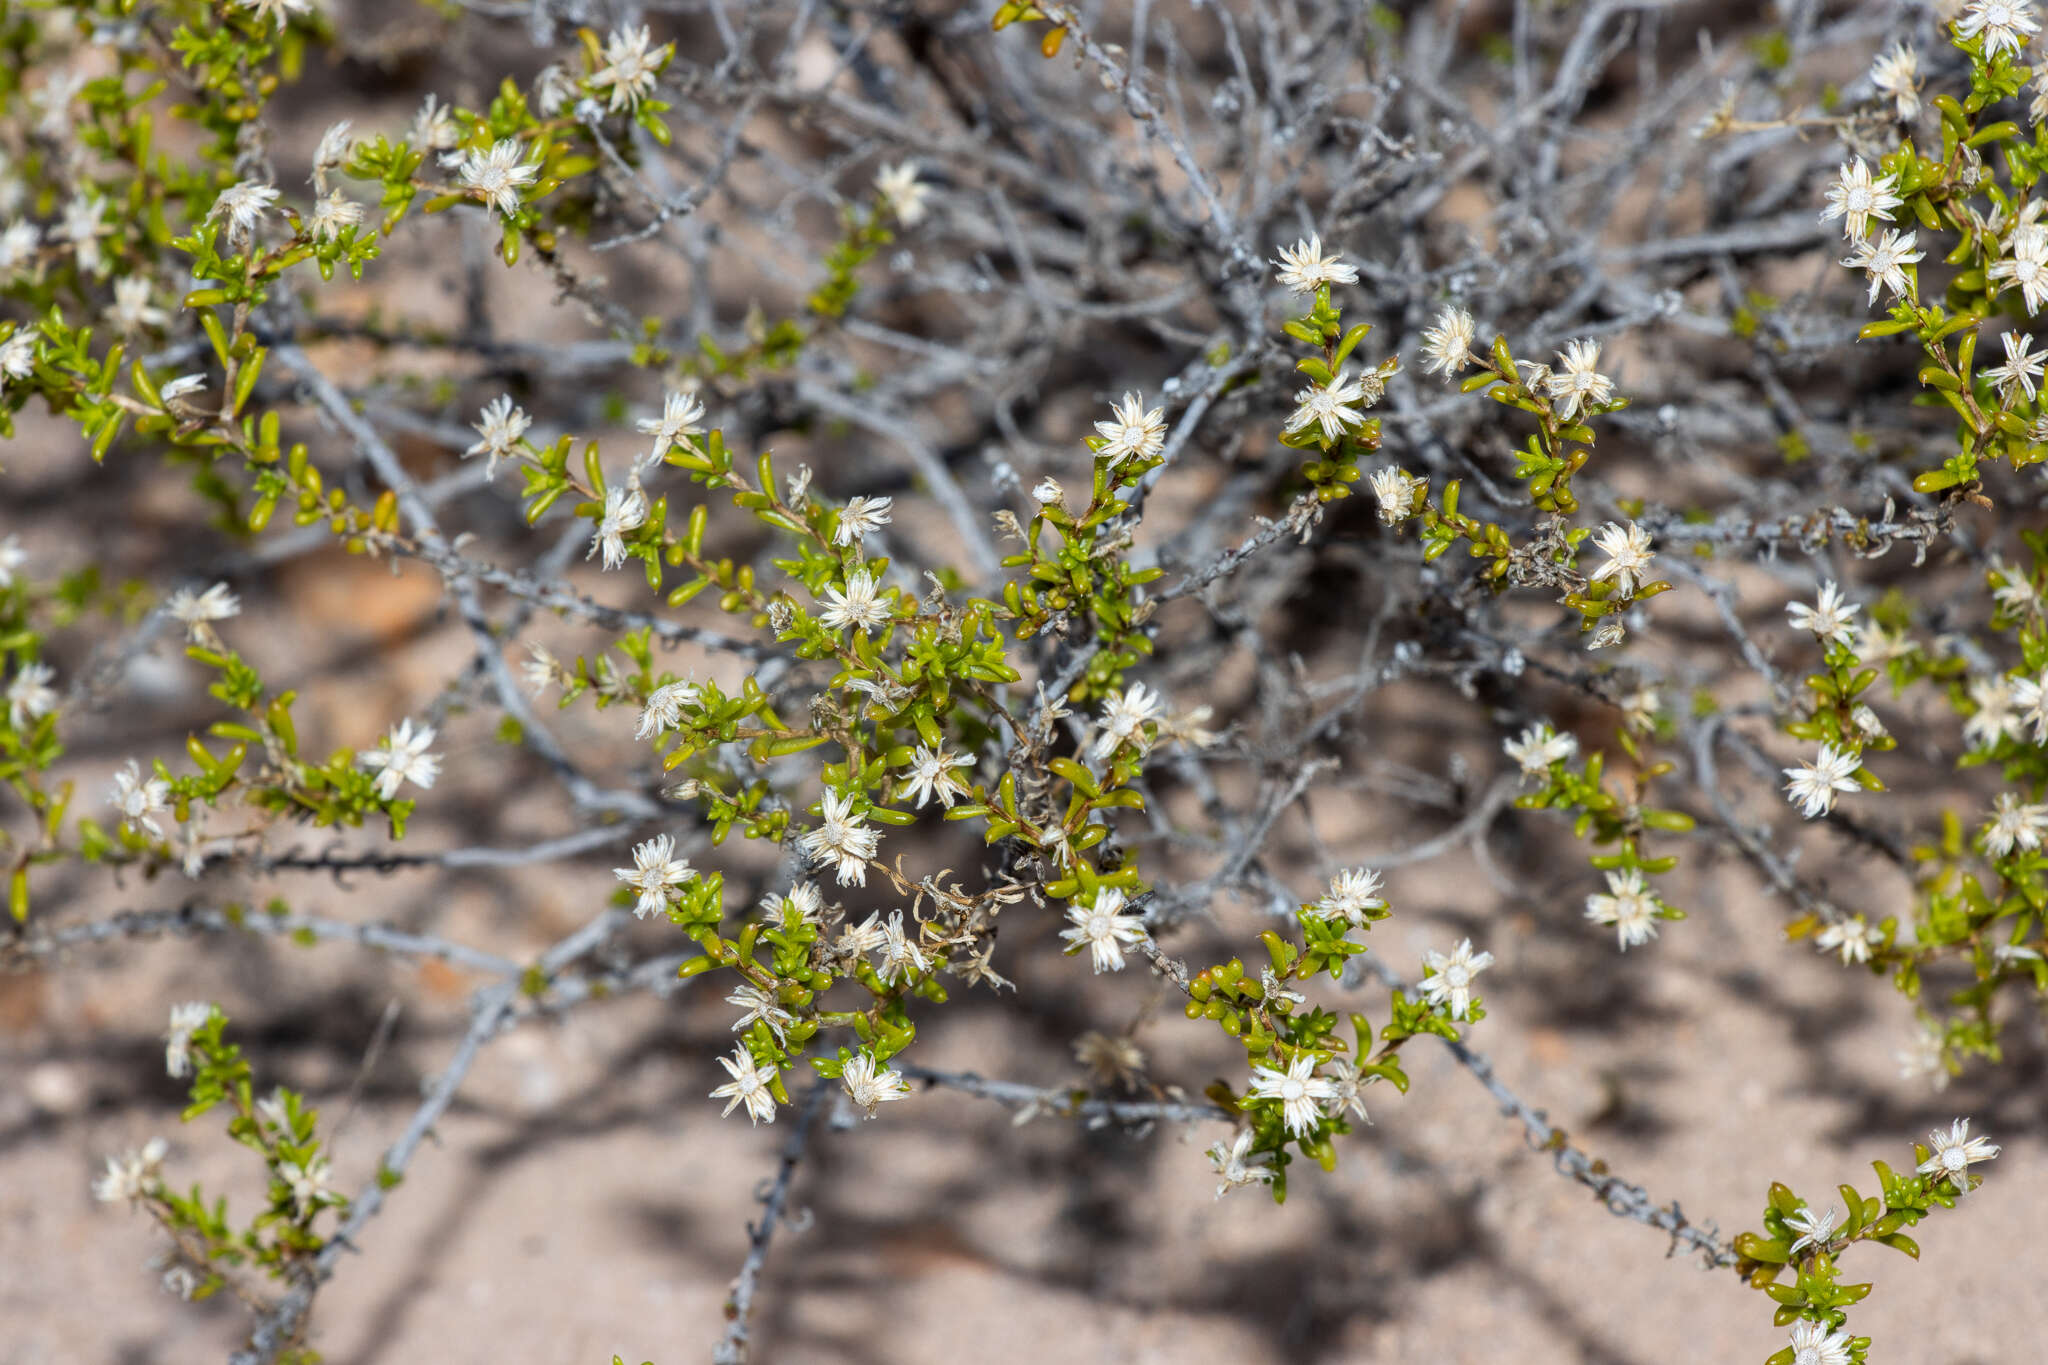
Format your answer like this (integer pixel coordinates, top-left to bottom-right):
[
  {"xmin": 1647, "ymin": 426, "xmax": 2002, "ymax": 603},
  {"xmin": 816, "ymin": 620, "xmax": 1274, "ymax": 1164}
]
[
  {"xmin": 1446, "ymin": 965, "xmax": 1470, "ymax": 988},
  {"xmin": 1278, "ymin": 1078, "xmax": 1305, "ymax": 1101}
]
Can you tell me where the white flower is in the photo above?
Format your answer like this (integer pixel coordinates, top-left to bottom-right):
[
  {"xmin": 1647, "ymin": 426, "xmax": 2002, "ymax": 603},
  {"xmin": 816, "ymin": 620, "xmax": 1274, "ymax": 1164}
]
[
  {"xmin": 833, "ymin": 495, "xmax": 893, "ymax": 547},
  {"xmin": 1247, "ymin": 1053, "xmax": 1337, "ymax": 1138},
  {"xmin": 726, "ymin": 983, "xmax": 794, "ymax": 1041},
  {"xmin": 1786, "ymin": 1319, "xmax": 1853, "ymax": 1365},
  {"xmin": 1314, "ymin": 868, "xmax": 1386, "ymax": 929},
  {"xmin": 1369, "ymin": 466, "xmax": 1417, "ymax": 525},
  {"xmin": 1981, "ymin": 791, "xmax": 2048, "ymax": 856},
  {"xmin": 164, "ymin": 1002, "xmax": 212, "ymax": 1079},
  {"xmin": 1815, "ymin": 915, "xmax": 1882, "ymax": 965},
  {"xmin": 522, "ymin": 644, "xmax": 558, "ymax": 697},
  {"xmin": 877, "ymin": 911, "xmax": 931, "ymax": 984},
  {"xmin": 1870, "ymin": 43, "xmax": 1921, "ymax": 120},
  {"xmin": 6, "ymin": 661, "xmax": 57, "ymax": 729},
  {"xmin": 1785, "ymin": 1204, "xmax": 1840, "ymax": 1257},
  {"xmin": 800, "ymin": 789, "xmax": 880, "ymax": 886},
  {"xmin": 165, "ymin": 582, "xmax": 240, "ymax": 642},
  {"xmin": 1584, "ymin": 868, "xmax": 1660, "ymax": 950},
  {"xmin": 92, "ymin": 1137, "xmax": 168, "ymax": 1204},
  {"xmin": 1916, "ymin": 1117, "xmax": 1999, "ymax": 1193},
  {"xmin": 1093, "ymin": 391, "xmax": 1167, "ymax": 466},
  {"xmin": 1503, "ymin": 722, "xmax": 1577, "ymax": 779},
  {"xmin": 1986, "ymin": 330, "xmax": 2045, "ymax": 401},
  {"xmin": 875, "ymin": 161, "xmax": 930, "ymax": 226},
  {"xmin": 710, "ymin": 1047, "xmax": 778, "ymax": 1124},
  {"xmin": 107, "ymin": 276, "xmax": 168, "ymax": 334},
  {"xmin": 1992, "ymin": 558, "xmax": 2043, "ymax": 617},
  {"xmin": 2013, "ymin": 668, "xmax": 2048, "ymax": 743},
  {"xmin": 1993, "ymin": 940, "xmax": 2044, "ymax": 965},
  {"xmin": 307, "ymin": 190, "xmax": 363, "ymax": 242},
  {"xmin": 358, "ymin": 718, "xmax": 440, "ymax": 801},
  {"xmin": 1786, "ymin": 580, "xmax": 1860, "ymax": 645},
  {"xmin": 1588, "ymin": 520, "xmax": 1654, "ymax": 596},
  {"xmin": 1420, "ymin": 306, "xmax": 1477, "ymax": 377},
  {"xmin": 1270, "ymin": 233, "xmax": 1358, "ymax": 295},
  {"xmin": 637, "ymin": 389, "xmax": 704, "ymax": 464},
  {"xmin": 1419, "ymin": 938, "xmax": 1494, "ymax": 1021},
  {"xmin": 590, "ymin": 24, "xmax": 668, "ymax": 112},
  {"xmin": 1783, "ymin": 743, "xmax": 1861, "ymax": 819},
  {"xmin": 1285, "ymin": 369, "xmax": 1370, "ymax": 443},
  {"xmin": 1966, "ymin": 674, "xmax": 2023, "ymax": 749},
  {"xmin": 1321, "ymin": 1057, "xmax": 1371, "ymax": 1124},
  {"xmin": 158, "ymin": 374, "xmax": 207, "ymax": 404},
  {"xmin": 311, "ymin": 120, "xmax": 355, "ymax": 193},
  {"xmin": 1546, "ymin": 339, "xmax": 1614, "ymax": 420},
  {"xmin": 835, "ymin": 910, "xmax": 888, "ymax": 959},
  {"xmin": 816, "ymin": 569, "xmax": 892, "ymax": 636},
  {"xmin": 1619, "ymin": 687, "xmax": 1660, "ymax": 734},
  {"xmin": 279, "ymin": 1156, "xmax": 335, "ymax": 1217},
  {"xmin": 0, "ymin": 329, "xmax": 36, "ymax": 382},
  {"xmin": 1059, "ymin": 888, "xmax": 1149, "ymax": 973},
  {"xmin": 1819, "ymin": 158, "xmax": 1903, "ymax": 239},
  {"xmin": 109, "ymin": 759, "xmax": 171, "ymax": 837},
  {"xmin": 1957, "ymin": 0, "xmax": 2040, "ymax": 62},
  {"xmin": 255, "ymin": 1088, "xmax": 293, "ymax": 1135},
  {"xmin": 463, "ymin": 395, "xmax": 530, "ymax": 480},
  {"xmin": 1897, "ymin": 1019, "xmax": 1951, "ymax": 1092},
  {"xmin": 410, "ymin": 94, "xmax": 460, "ymax": 151},
  {"xmin": 457, "ymin": 139, "xmax": 540, "ymax": 219},
  {"xmin": 589, "ymin": 484, "xmax": 648, "ymax": 571},
  {"xmin": 614, "ymin": 833, "xmax": 693, "ymax": 918},
  {"xmin": 1092, "ymin": 682, "xmax": 1163, "ymax": 759},
  {"xmin": 636, "ymin": 679, "xmax": 698, "ymax": 741},
  {"xmin": 1990, "ymin": 226, "xmax": 2048, "ymax": 313},
  {"xmin": 235, "ymin": 0, "xmax": 312, "ymax": 31},
  {"xmin": 774, "ymin": 883, "xmax": 823, "ymax": 931},
  {"xmin": 208, "ymin": 181, "xmax": 279, "ymax": 247},
  {"xmin": 1207, "ymin": 1128, "xmax": 1275, "ymax": 1198},
  {"xmin": 0, "ymin": 220, "xmax": 40, "ymax": 274},
  {"xmin": 840, "ymin": 1051, "xmax": 911, "ymax": 1116},
  {"xmin": 1032, "ymin": 476, "xmax": 1064, "ymax": 505},
  {"xmin": 899, "ymin": 744, "xmax": 973, "ymax": 809},
  {"xmin": 1843, "ymin": 228, "xmax": 1923, "ymax": 306},
  {"xmin": 58, "ymin": 194, "xmax": 109, "ymax": 275}
]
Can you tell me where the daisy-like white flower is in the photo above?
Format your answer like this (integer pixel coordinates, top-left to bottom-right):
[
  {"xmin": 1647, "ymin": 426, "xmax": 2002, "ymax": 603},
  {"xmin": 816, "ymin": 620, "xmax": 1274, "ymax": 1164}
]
[
  {"xmin": 1247, "ymin": 1053, "xmax": 1337, "ymax": 1138},
  {"xmin": 1620, "ymin": 686, "xmax": 1660, "ymax": 734},
  {"xmin": 709, "ymin": 1046, "xmax": 778, "ymax": 1124},
  {"xmin": 164, "ymin": 1002, "xmax": 212, "ymax": 1079},
  {"xmin": 817, "ymin": 569, "xmax": 892, "ymax": 636},
  {"xmin": 107, "ymin": 276, "xmax": 168, "ymax": 335},
  {"xmin": 1819, "ymin": 158, "xmax": 1903, "ymax": 239},
  {"xmin": 1584, "ymin": 868, "xmax": 1660, "ymax": 950},
  {"xmin": 208, "ymin": 181, "xmax": 279, "ymax": 247},
  {"xmin": 1870, "ymin": 42, "xmax": 1921, "ymax": 120},
  {"xmin": 358, "ymin": 718, "xmax": 440, "ymax": 801},
  {"xmin": 1321, "ymin": 1057, "xmax": 1371, "ymax": 1124},
  {"xmin": 109, "ymin": 759, "xmax": 172, "ymax": 837},
  {"xmin": 1916, "ymin": 1116, "xmax": 2000, "ymax": 1193},
  {"xmin": 1843, "ymin": 228, "xmax": 1923, "ymax": 306},
  {"xmin": 1588, "ymin": 520, "xmax": 1655, "ymax": 596},
  {"xmin": 1032, "ymin": 476, "xmax": 1064, "ymax": 506},
  {"xmin": 1503, "ymin": 722, "xmax": 1577, "ymax": 778},
  {"xmin": 255, "ymin": 1087, "xmax": 294, "ymax": 1135},
  {"xmin": 1419, "ymin": 938, "xmax": 1494, "ymax": 1021},
  {"xmin": 6, "ymin": 661, "xmax": 57, "ymax": 730},
  {"xmin": 1059, "ymin": 887, "xmax": 1150, "ymax": 973},
  {"xmin": 1546, "ymin": 339, "xmax": 1615, "ymax": 420},
  {"xmin": 899, "ymin": 744, "xmax": 973, "ymax": 809},
  {"xmin": 774, "ymin": 883, "xmax": 824, "ymax": 932},
  {"xmin": 836, "ymin": 911, "xmax": 888, "ymax": 959},
  {"xmin": 1966, "ymin": 676, "xmax": 2021, "ymax": 753},
  {"xmin": 1270, "ymin": 233, "xmax": 1358, "ymax": 295},
  {"xmin": 1992, "ymin": 558, "xmax": 2043, "ymax": 618},
  {"xmin": 726, "ymin": 983, "xmax": 794, "ymax": 1041},
  {"xmin": 1783, "ymin": 743, "xmax": 1861, "ymax": 819},
  {"xmin": 1285, "ymin": 369, "xmax": 1370, "ymax": 443},
  {"xmin": 311, "ymin": 120, "xmax": 354, "ymax": 193},
  {"xmin": 1314, "ymin": 868, "xmax": 1387, "ymax": 929},
  {"xmin": 533, "ymin": 64, "xmax": 577, "ymax": 116},
  {"xmin": 1369, "ymin": 466, "xmax": 1418, "ymax": 525},
  {"xmin": 410, "ymin": 94, "xmax": 460, "ymax": 151},
  {"xmin": 1815, "ymin": 915, "xmax": 1883, "ymax": 965},
  {"xmin": 875, "ymin": 161, "xmax": 930, "ymax": 226},
  {"xmin": 1786, "ymin": 580, "xmax": 1861, "ymax": 645},
  {"xmin": 165, "ymin": 582, "xmax": 240, "ymax": 643},
  {"xmin": 92, "ymin": 1137, "xmax": 169, "ymax": 1204},
  {"xmin": 1785, "ymin": 1319, "xmax": 1853, "ymax": 1365},
  {"xmin": 279, "ymin": 1156, "xmax": 336, "ymax": 1217},
  {"xmin": 307, "ymin": 190, "xmax": 363, "ymax": 243},
  {"xmin": 614, "ymin": 833, "xmax": 693, "ymax": 918},
  {"xmin": 1957, "ymin": 0, "xmax": 2040, "ymax": 62},
  {"xmin": 0, "ymin": 328, "xmax": 37, "ymax": 383},
  {"xmin": 833, "ymin": 495, "xmax": 893, "ymax": 547},
  {"xmin": 1982, "ymin": 791, "xmax": 2048, "ymax": 855},
  {"xmin": 872, "ymin": 912, "xmax": 927, "ymax": 983},
  {"xmin": 1986, "ymin": 330, "xmax": 2045, "ymax": 402},
  {"xmin": 1092, "ymin": 682, "xmax": 1163, "ymax": 759},
  {"xmin": 1420, "ymin": 306, "xmax": 1477, "ymax": 377},
  {"xmin": 801, "ymin": 789, "xmax": 880, "ymax": 886},
  {"xmin": 235, "ymin": 0, "xmax": 312, "ymax": 32},
  {"xmin": 1991, "ymin": 228, "xmax": 2048, "ymax": 313},
  {"xmin": 158, "ymin": 374, "xmax": 208, "ymax": 404},
  {"xmin": 589, "ymin": 484, "xmax": 648, "ymax": 571},
  {"xmin": 0, "ymin": 220, "xmax": 40, "ymax": 275},
  {"xmin": 637, "ymin": 389, "xmax": 704, "ymax": 464},
  {"xmin": 635, "ymin": 679, "xmax": 698, "ymax": 741},
  {"xmin": 1093, "ymin": 391, "xmax": 1168, "ymax": 466},
  {"xmin": 1784, "ymin": 1204, "xmax": 1840, "ymax": 1257},
  {"xmin": 1207, "ymin": 1128, "xmax": 1276, "ymax": 1198},
  {"xmin": 521, "ymin": 644, "xmax": 558, "ymax": 697},
  {"xmin": 457, "ymin": 139, "xmax": 540, "ymax": 219},
  {"xmin": 590, "ymin": 24, "xmax": 669, "ymax": 112},
  {"xmin": 58, "ymin": 194, "xmax": 109, "ymax": 275},
  {"xmin": 463, "ymin": 395, "xmax": 530, "ymax": 480},
  {"xmin": 840, "ymin": 1051, "xmax": 911, "ymax": 1116}
]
